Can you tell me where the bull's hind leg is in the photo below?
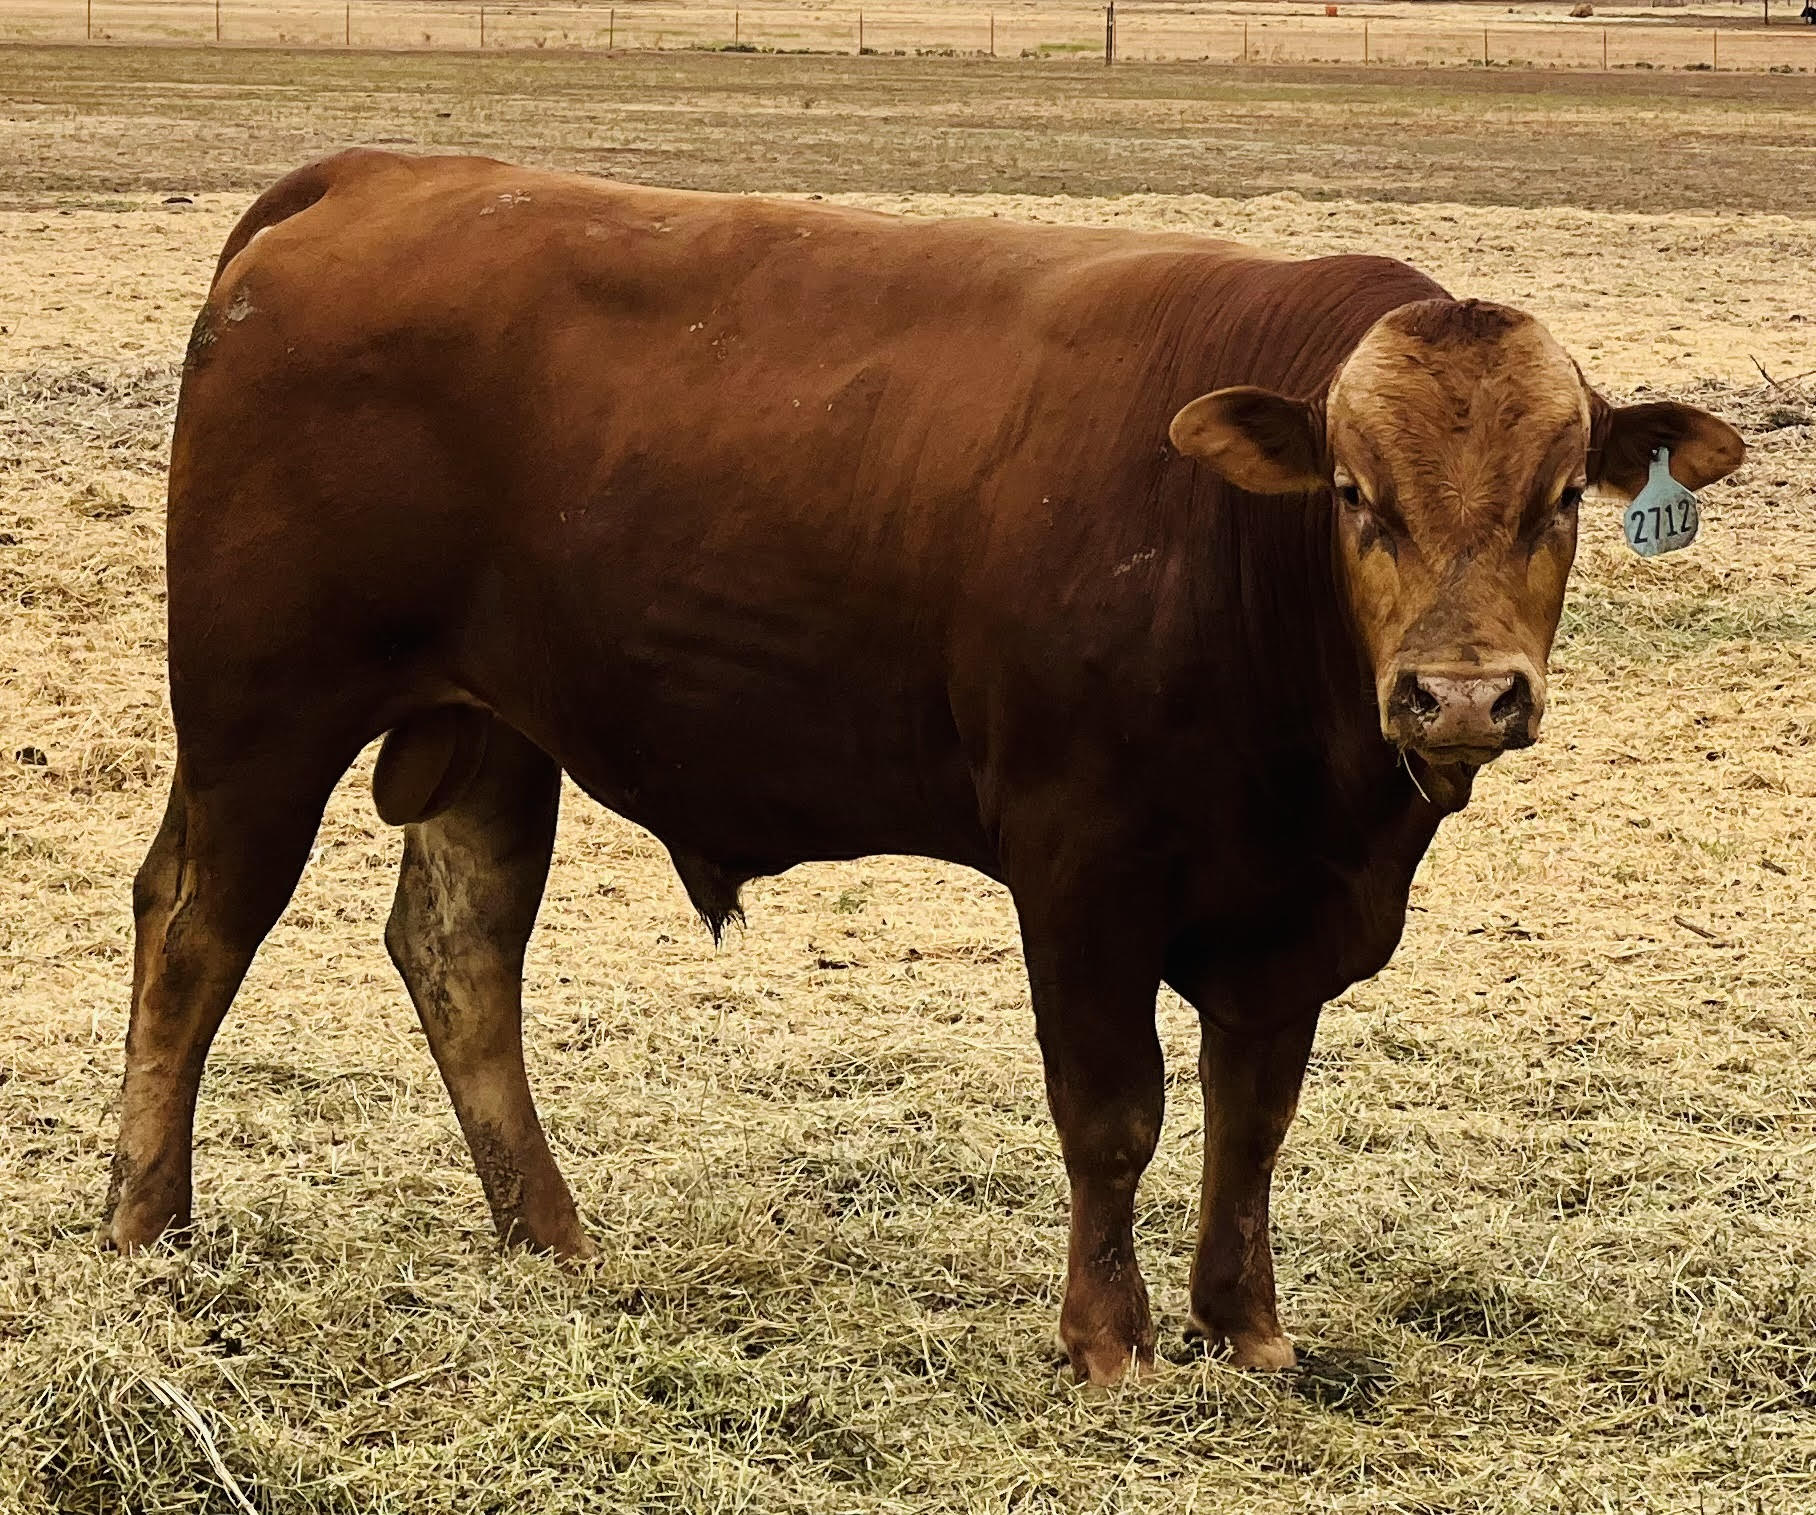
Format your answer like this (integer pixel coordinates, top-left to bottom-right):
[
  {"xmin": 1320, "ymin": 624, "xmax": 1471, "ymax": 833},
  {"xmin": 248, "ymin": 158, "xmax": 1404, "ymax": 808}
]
[
  {"xmin": 382, "ymin": 716, "xmax": 590, "ymax": 1257},
  {"xmin": 108, "ymin": 747, "xmax": 348, "ymax": 1250}
]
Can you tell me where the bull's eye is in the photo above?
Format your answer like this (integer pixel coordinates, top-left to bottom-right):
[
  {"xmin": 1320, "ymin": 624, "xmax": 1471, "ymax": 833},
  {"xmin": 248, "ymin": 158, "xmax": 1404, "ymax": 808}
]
[{"xmin": 1337, "ymin": 482, "xmax": 1395, "ymax": 558}]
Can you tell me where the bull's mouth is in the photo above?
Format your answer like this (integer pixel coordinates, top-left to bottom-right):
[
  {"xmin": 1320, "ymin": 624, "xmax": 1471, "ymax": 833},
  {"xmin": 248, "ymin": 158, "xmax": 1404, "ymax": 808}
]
[
  {"xmin": 1410, "ymin": 742, "xmax": 1510, "ymax": 770},
  {"xmin": 1408, "ymin": 725, "xmax": 1541, "ymax": 769}
]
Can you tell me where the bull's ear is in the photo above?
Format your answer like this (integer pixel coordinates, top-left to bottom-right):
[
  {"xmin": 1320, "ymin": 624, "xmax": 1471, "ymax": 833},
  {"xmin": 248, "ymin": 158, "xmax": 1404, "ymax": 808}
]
[
  {"xmin": 1169, "ymin": 386, "xmax": 1326, "ymax": 496},
  {"xmin": 1589, "ymin": 396, "xmax": 1745, "ymax": 499}
]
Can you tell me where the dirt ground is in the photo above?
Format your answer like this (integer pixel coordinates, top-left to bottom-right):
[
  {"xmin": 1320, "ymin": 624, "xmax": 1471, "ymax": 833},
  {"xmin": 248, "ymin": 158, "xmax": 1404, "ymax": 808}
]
[{"xmin": 2, "ymin": 40, "xmax": 1815, "ymax": 1515}]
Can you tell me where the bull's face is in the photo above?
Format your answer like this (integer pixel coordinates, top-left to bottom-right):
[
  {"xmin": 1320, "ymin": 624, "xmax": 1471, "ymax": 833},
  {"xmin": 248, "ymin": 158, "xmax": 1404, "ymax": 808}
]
[{"xmin": 1170, "ymin": 299, "xmax": 1744, "ymax": 770}]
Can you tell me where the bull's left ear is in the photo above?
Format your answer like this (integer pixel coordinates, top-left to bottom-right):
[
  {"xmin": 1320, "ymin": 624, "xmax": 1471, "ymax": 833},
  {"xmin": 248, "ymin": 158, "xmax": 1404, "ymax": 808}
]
[
  {"xmin": 1589, "ymin": 395, "xmax": 1745, "ymax": 499},
  {"xmin": 1169, "ymin": 386, "xmax": 1326, "ymax": 496}
]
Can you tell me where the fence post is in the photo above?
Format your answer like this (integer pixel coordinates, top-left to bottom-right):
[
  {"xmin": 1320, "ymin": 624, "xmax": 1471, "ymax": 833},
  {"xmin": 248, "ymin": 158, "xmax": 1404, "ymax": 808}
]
[
  {"xmin": 215, "ymin": 0, "xmax": 220, "ymax": 42},
  {"xmin": 989, "ymin": 12, "xmax": 994, "ymax": 55},
  {"xmin": 1243, "ymin": 20, "xmax": 1248, "ymax": 61},
  {"xmin": 86, "ymin": 0, "xmax": 92, "ymax": 40},
  {"xmin": 1104, "ymin": 0, "xmax": 1114, "ymax": 64},
  {"xmin": 609, "ymin": 8, "xmax": 614, "ymax": 47},
  {"xmin": 734, "ymin": 9, "xmax": 739, "ymax": 44},
  {"xmin": 1711, "ymin": 28, "xmax": 1718, "ymax": 67},
  {"xmin": 479, "ymin": 5, "xmax": 485, "ymax": 46},
  {"xmin": 1482, "ymin": 26, "xmax": 1488, "ymax": 65},
  {"xmin": 1601, "ymin": 25, "xmax": 1607, "ymax": 68},
  {"xmin": 859, "ymin": 9, "xmax": 864, "ymax": 52},
  {"xmin": 345, "ymin": 2, "xmax": 350, "ymax": 46},
  {"xmin": 1362, "ymin": 18, "xmax": 1368, "ymax": 62}
]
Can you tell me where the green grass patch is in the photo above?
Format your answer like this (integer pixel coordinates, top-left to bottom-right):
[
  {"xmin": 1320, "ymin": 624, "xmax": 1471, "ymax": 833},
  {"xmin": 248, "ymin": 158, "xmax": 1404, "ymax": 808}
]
[{"xmin": 1558, "ymin": 588, "xmax": 1816, "ymax": 663}]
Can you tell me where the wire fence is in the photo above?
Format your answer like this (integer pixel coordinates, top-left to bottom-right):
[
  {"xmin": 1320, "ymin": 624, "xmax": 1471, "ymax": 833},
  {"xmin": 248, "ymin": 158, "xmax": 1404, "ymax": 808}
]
[{"xmin": 5, "ymin": 0, "xmax": 1814, "ymax": 71}]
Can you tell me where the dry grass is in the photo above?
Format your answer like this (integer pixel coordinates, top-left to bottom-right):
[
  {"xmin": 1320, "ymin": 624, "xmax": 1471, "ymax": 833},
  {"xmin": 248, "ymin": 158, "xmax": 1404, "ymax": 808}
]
[
  {"xmin": 8, "ymin": 44, "xmax": 1816, "ymax": 214},
  {"xmin": 3, "ymin": 45, "xmax": 1816, "ymax": 1515},
  {"xmin": 5, "ymin": 0, "xmax": 1814, "ymax": 72}
]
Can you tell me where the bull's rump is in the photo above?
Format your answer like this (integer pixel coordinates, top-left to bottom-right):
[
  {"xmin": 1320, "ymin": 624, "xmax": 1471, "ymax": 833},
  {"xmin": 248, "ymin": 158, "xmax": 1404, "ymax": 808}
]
[{"xmin": 169, "ymin": 152, "xmax": 1438, "ymax": 867}]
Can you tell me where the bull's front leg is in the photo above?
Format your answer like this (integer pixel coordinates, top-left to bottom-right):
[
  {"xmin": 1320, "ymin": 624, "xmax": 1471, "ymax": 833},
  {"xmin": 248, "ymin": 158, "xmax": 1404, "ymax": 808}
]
[
  {"xmin": 1016, "ymin": 890, "xmax": 1166, "ymax": 1386},
  {"xmin": 1186, "ymin": 1010, "xmax": 1319, "ymax": 1369}
]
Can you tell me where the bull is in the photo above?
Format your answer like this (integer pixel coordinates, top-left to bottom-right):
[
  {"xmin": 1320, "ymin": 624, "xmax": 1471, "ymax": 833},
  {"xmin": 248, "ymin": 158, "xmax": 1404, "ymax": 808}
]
[{"xmin": 106, "ymin": 152, "xmax": 1744, "ymax": 1383}]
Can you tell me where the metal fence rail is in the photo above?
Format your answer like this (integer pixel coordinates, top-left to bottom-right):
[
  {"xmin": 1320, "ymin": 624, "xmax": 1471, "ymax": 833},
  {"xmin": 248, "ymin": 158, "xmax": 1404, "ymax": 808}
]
[{"xmin": 5, "ymin": 0, "xmax": 1813, "ymax": 72}]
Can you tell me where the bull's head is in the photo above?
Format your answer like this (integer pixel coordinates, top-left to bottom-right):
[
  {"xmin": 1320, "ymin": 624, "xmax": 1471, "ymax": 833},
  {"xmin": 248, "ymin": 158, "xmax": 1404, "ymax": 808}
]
[{"xmin": 1170, "ymin": 298, "xmax": 1744, "ymax": 768}]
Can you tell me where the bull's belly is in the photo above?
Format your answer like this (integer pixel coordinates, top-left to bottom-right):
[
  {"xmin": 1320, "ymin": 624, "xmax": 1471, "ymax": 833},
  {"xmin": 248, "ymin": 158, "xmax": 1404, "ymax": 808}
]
[{"xmin": 474, "ymin": 647, "xmax": 996, "ymax": 876}]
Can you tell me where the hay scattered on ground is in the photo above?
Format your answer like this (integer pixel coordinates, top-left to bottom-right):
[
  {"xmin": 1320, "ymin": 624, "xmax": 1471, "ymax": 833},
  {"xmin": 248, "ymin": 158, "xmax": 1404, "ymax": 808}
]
[{"xmin": 2, "ymin": 95, "xmax": 1814, "ymax": 1514}]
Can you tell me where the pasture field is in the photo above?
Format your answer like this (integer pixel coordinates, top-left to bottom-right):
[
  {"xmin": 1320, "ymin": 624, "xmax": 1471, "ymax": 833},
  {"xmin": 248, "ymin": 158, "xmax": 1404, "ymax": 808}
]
[
  {"xmin": 7, "ymin": 45, "xmax": 1816, "ymax": 213},
  {"xmin": 5, "ymin": 0, "xmax": 1816, "ymax": 72},
  {"xmin": 3, "ymin": 41, "xmax": 1816, "ymax": 1515}
]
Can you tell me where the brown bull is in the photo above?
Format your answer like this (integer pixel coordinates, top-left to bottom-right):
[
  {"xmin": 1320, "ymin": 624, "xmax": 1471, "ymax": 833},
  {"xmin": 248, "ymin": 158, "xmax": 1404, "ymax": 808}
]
[{"xmin": 107, "ymin": 151, "xmax": 1743, "ymax": 1384}]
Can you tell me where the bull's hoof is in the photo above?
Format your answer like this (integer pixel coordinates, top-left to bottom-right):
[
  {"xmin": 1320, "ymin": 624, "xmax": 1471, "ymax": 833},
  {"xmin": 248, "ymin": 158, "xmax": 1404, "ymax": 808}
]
[
  {"xmin": 1059, "ymin": 1322, "xmax": 1158, "ymax": 1387},
  {"xmin": 103, "ymin": 1204, "xmax": 187, "ymax": 1254},
  {"xmin": 1069, "ymin": 1339, "xmax": 1157, "ymax": 1387},
  {"xmin": 1059, "ymin": 1270, "xmax": 1156, "ymax": 1386},
  {"xmin": 1185, "ymin": 1316, "xmax": 1297, "ymax": 1371},
  {"xmin": 1227, "ymin": 1332, "xmax": 1297, "ymax": 1371},
  {"xmin": 497, "ymin": 1208, "xmax": 597, "ymax": 1267},
  {"xmin": 102, "ymin": 1154, "xmax": 190, "ymax": 1254},
  {"xmin": 554, "ymin": 1231, "xmax": 599, "ymax": 1269}
]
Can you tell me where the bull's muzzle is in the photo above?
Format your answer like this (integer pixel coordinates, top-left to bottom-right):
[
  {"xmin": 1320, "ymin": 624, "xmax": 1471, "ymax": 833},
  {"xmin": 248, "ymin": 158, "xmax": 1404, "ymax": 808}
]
[{"xmin": 1385, "ymin": 665, "xmax": 1542, "ymax": 765}]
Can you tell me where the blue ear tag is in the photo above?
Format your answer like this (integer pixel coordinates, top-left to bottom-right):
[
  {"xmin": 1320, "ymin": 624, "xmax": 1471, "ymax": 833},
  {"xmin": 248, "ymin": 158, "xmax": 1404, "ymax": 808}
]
[{"xmin": 1623, "ymin": 447, "xmax": 1699, "ymax": 557}]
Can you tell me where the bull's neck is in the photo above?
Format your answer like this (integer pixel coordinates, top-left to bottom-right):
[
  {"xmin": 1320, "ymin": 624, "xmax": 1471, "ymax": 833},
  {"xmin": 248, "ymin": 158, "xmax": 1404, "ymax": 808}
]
[{"xmin": 1093, "ymin": 248, "xmax": 1468, "ymax": 817}]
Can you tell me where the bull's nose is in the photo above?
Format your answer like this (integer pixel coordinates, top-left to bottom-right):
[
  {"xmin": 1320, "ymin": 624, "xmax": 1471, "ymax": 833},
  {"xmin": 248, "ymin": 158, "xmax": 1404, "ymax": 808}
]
[{"xmin": 1386, "ymin": 668, "xmax": 1539, "ymax": 760}]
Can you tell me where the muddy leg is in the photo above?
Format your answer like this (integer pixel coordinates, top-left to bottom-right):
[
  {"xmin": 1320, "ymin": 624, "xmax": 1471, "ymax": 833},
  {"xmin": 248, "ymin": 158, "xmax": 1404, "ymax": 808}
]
[
  {"xmin": 384, "ymin": 720, "xmax": 588, "ymax": 1257},
  {"xmin": 1188, "ymin": 1013, "xmax": 1318, "ymax": 1369},
  {"xmin": 1019, "ymin": 899, "xmax": 1166, "ymax": 1386},
  {"xmin": 107, "ymin": 754, "xmax": 344, "ymax": 1250}
]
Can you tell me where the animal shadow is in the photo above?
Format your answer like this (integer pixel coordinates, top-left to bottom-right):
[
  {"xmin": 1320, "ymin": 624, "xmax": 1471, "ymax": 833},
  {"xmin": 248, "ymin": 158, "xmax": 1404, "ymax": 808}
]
[{"xmin": 1286, "ymin": 1346, "xmax": 1395, "ymax": 1414}]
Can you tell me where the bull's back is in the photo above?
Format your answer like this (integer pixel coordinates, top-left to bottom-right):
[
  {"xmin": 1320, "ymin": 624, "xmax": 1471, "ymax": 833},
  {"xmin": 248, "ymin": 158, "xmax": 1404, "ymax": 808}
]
[{"xmin": 186, "ymin": 151, "xmax": 1432, "ymax": 564}]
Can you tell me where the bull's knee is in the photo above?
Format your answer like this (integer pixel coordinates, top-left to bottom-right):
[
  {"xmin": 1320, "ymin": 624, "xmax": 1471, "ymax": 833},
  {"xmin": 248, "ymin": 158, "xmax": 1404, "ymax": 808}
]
[{"xmin": 1057, "ymin": 1099, "xmax": 1162, "ymax": 1190}]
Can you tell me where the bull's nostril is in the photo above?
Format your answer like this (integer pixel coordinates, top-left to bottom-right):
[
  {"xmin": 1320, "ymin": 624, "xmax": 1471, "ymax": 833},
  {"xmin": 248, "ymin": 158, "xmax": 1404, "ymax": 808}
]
[
  {"xmin": 1402, "ymin": 675, "xmax": 1440, "ymax": 720},
  {"xmin": 1490, "ymin": 674, "xmax": 1532, "ymax": 727}
]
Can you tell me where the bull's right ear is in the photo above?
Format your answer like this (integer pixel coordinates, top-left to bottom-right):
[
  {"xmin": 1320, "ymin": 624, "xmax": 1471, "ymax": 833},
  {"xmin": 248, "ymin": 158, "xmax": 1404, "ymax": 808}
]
[{"xmin": 1169, "ymin": 386, "xmax": 1326, "ymax": 496}]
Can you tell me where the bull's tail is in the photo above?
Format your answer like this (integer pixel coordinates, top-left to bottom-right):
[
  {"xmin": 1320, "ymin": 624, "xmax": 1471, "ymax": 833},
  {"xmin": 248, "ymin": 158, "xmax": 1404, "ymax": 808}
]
[{"xmin": 208, "ymin": 148, "xmax": 397, "ymax": 288}]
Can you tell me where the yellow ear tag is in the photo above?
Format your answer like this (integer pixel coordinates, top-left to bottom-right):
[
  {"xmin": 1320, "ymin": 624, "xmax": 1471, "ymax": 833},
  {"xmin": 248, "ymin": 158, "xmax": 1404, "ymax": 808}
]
[{"xmin": 1623, "ymin": 446, "xmax": 1700, "ymax": 557}]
